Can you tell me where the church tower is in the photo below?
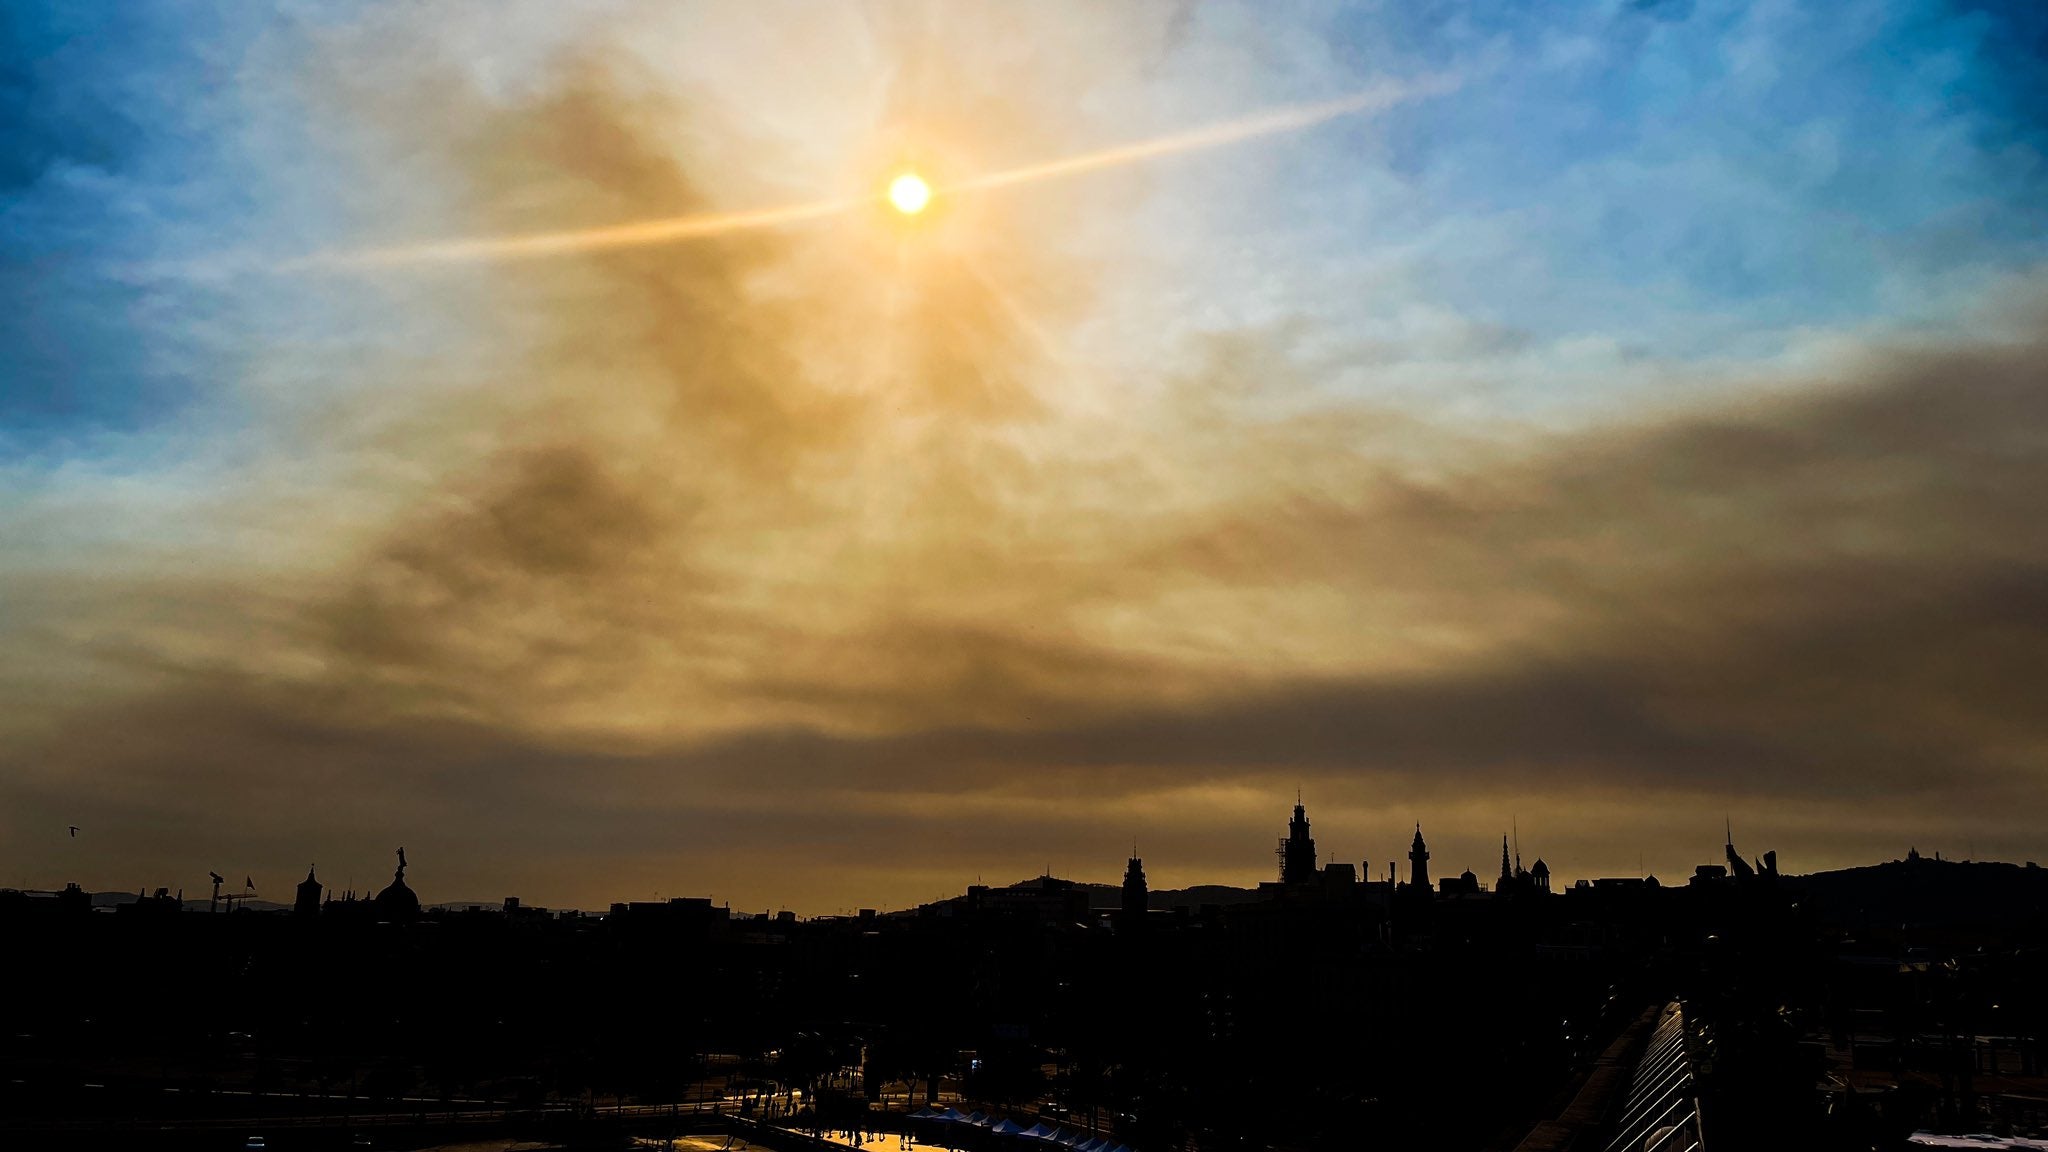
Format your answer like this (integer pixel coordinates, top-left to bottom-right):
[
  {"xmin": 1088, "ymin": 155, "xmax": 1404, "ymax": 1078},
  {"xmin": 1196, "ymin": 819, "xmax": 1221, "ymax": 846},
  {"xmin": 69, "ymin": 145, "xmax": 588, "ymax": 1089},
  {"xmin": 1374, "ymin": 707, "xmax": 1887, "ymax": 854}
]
[
  {"xmin": 295, "ymin": 865, "xmax": 323, "ymax": 917},
  {"xmin": 1408, "ymin": 824, "xmax": 1430, "ymax": 891},
  {"xmin": 1280, "ymin": 799, "xmax": 1318, "ymax": 885}
]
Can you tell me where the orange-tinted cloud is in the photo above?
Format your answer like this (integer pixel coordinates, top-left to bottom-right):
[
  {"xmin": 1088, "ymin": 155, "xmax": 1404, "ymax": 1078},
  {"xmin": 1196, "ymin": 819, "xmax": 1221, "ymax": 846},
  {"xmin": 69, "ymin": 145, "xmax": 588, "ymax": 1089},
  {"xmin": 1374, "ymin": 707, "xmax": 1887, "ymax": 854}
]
[{"xmin": 5, "ymin": 8, "xmax": 2046, "ymax": 911}]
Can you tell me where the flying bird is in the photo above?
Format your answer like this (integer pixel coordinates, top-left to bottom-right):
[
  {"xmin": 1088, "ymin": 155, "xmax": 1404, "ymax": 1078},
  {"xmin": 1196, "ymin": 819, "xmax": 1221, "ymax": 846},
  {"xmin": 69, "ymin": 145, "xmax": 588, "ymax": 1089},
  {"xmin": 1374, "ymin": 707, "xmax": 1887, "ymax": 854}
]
[{"xmin": 68, "ymin": 826, "xmax": 78, "ymax": 837}]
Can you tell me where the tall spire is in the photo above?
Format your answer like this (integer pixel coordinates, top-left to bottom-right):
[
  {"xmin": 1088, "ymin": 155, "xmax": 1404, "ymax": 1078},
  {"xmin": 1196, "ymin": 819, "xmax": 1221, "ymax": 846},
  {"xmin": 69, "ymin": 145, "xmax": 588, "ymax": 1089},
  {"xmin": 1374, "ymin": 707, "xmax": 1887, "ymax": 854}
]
[{"xmin": 1408, "ymin": 824, "xmax": 1430, "ymax": 891}]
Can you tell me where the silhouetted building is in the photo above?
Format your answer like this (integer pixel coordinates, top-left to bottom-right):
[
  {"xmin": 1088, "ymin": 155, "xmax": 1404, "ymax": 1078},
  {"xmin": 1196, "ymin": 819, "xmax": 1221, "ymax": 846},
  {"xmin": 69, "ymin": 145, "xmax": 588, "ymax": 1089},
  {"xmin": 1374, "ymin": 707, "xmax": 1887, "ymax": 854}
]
[
  {"xmin": 115, "ymin": 886, "xmax": 180, "ymax": 918},
  {"xmin": 1121, "ymin": 853, "xmax": 1148, "ymax": 927},
  {"xmin": 295, "ymin": 866, "xmax": 323, "ymax": 917},
  {"xmin": 1279, "ymin": 799, "xmax": 1317, "ymax": 885},
  {"xmin": 374, "ymin": 847, "xmax": 420, "ymax": 922},
  {"xmin": 1, "ymin": 810, "xmax": 2029, "ymax": 1152},
  {"xmin": 1723, "ymin": 826, "xmax": 1779, "ymax": 886},
  {"xmin": 1441, "ymin": 868, "xmax": 1481, "ymax": 896},
  {"xmin": 1409, "ymin": 824, "xmax": 1431, "ymax": 891},
  {"xmin": 57, "ymin": 882, "xmax": 90, "ymax": 917},
  {"xmin": 1493, "ymin": 834, "xmax": 1551, "ymax": 898}
]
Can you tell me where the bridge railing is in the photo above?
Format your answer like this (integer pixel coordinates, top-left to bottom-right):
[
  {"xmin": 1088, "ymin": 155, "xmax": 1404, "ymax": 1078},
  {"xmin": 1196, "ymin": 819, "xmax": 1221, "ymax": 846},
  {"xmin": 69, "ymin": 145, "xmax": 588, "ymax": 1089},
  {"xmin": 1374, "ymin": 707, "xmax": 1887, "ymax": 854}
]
[{"xmin": 1604, "ymin": 1002, "xmax": 1704, "ymax": 1152}]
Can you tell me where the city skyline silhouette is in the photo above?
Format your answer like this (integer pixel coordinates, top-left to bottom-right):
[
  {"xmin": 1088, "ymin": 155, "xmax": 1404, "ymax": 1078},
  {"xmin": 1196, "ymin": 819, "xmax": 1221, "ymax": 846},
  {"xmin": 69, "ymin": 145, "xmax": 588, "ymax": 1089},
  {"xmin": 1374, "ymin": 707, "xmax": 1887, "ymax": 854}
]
[{"xmin": 4, "ymin": 4, "xmax": 2045, "ymax": 1148}]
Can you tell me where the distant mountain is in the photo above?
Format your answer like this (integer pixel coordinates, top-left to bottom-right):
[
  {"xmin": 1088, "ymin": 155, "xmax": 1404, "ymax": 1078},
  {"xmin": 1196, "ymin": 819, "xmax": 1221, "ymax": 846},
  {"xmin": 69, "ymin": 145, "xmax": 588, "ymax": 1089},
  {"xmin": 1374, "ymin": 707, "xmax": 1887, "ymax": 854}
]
[
  {"xmin": 1146, "ymin": 884, "xmax": 1265, "ymax": 909},
  {"xmin": 1785, "ymin": 856, "xmax": 2048, "ymax": 933},
  {"xmin": 1004, "ymin": 877, "xmax": 1264, "ymax": 910},
  {"xmin": 69, "ymin": 891, "xmax": 290, "ymax": 912},
  {"xmin": 179, "ymin": 898, "xmax": 289, "ymax": 913}
]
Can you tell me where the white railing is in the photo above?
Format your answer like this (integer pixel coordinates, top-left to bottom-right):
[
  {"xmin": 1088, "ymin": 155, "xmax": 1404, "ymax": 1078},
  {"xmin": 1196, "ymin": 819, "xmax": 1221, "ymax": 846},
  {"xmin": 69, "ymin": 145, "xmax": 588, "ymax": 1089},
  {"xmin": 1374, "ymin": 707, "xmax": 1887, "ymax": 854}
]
[{"xmin": 1605, "ymin": 1003, "xmax": 1705, "ymax": 1152}]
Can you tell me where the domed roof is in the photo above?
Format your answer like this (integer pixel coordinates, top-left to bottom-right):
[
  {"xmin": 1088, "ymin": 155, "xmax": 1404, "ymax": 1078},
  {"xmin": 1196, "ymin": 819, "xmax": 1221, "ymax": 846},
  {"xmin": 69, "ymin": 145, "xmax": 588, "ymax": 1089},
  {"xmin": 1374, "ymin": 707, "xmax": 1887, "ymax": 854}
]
[
  {"xmin": 374, "ymin": 847, "xmax": 420, "ymax": 920},
  {"xmin": 375, "ymin": 876, "xmax": 419, "ymax": 918},
  {"xmin": 1530, "ymin": 858, "xmax": 1550, "ymax": 875}
]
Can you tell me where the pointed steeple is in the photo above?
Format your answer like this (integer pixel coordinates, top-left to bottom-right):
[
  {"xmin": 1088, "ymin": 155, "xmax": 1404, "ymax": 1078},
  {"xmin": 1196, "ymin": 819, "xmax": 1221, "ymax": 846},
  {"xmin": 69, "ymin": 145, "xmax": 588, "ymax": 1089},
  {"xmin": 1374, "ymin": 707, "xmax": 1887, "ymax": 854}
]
[
  {"xmin": 294, "ymin": 863, "xmax": 324, "ymax": 917},
  {"xmin": 1408, "ymin": 824, "xmax": 1430, "ymax": 891}
]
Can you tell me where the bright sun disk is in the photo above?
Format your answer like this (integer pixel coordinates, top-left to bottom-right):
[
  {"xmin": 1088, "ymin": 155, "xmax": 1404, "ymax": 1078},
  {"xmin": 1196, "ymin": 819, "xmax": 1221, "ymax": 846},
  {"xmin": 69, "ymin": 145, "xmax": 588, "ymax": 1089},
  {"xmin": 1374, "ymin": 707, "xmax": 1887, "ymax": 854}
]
[{"xmin": 888, "ymin": 172, "xmax": 930, "ymax": 215}]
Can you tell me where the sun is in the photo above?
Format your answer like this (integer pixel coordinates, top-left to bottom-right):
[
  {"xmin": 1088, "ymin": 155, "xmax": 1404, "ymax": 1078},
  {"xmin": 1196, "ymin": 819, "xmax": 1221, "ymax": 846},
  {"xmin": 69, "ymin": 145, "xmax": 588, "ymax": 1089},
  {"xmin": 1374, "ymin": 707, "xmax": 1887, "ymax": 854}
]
[{"xmin": 888, "ymin": 172, "xmax": 931, "ymax": 215}]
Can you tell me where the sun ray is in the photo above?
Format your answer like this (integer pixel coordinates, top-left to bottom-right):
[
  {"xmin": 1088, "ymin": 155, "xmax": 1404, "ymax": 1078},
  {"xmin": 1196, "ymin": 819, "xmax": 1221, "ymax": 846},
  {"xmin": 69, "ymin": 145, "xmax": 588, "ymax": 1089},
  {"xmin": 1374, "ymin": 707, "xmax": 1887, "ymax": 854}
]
[
  {"xmin": 280, "ymin": 77, "xmax": 1455, "ymax": 273},
  {"xmin": 281, "ymin": 196, "xmax": 863, "ymax": 272},
  {"xmin": 941, "ymin": 77, "xmax": 1456, "ymax": 197}
]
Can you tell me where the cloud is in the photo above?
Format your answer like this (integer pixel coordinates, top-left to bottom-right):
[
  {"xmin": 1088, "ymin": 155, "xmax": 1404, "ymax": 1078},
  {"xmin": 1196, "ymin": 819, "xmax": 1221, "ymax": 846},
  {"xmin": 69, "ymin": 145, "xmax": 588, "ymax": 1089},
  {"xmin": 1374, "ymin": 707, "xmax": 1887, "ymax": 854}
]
[
  {"xmin": 11, "ymin": 282, "xmax": 2048, "ymax": 908},
  {"xmin": 5, "ymin": 2, "xmax": 2048, "ymax": 909}
]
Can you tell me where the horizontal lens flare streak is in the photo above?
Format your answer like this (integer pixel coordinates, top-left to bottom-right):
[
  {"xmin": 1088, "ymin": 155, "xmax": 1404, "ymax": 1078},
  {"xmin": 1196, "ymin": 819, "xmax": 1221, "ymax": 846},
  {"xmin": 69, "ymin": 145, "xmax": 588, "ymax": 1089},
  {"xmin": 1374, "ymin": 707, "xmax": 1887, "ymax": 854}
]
[
  {"xmin": 942, "ymin": 78, "xmax": 1454, "ymax": 196},
  {"xmin": 286, "ymin": 78, "xmax": 1452, "ymax": 272},
  {"xmin": 284, "ymin": 197, "xmax": 863, "ymax": 271}
]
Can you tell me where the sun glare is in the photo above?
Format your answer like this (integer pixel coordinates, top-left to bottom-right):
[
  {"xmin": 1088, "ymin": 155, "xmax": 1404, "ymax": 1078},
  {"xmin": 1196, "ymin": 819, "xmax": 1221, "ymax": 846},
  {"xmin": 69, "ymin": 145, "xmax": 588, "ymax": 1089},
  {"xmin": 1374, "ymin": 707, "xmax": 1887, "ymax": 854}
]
[{"xmin": 888, "ymin": 172, "xmax": 931, "ymax": 215}]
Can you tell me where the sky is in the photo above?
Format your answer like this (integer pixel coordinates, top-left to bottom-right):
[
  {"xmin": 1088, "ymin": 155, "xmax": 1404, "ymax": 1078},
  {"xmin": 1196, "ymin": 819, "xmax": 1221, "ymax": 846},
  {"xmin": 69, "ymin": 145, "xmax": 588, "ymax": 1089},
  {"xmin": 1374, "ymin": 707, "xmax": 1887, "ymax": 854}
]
[{"xmin": 3, "ymin": 0, "xmax": 2046, "ymax": 913}]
